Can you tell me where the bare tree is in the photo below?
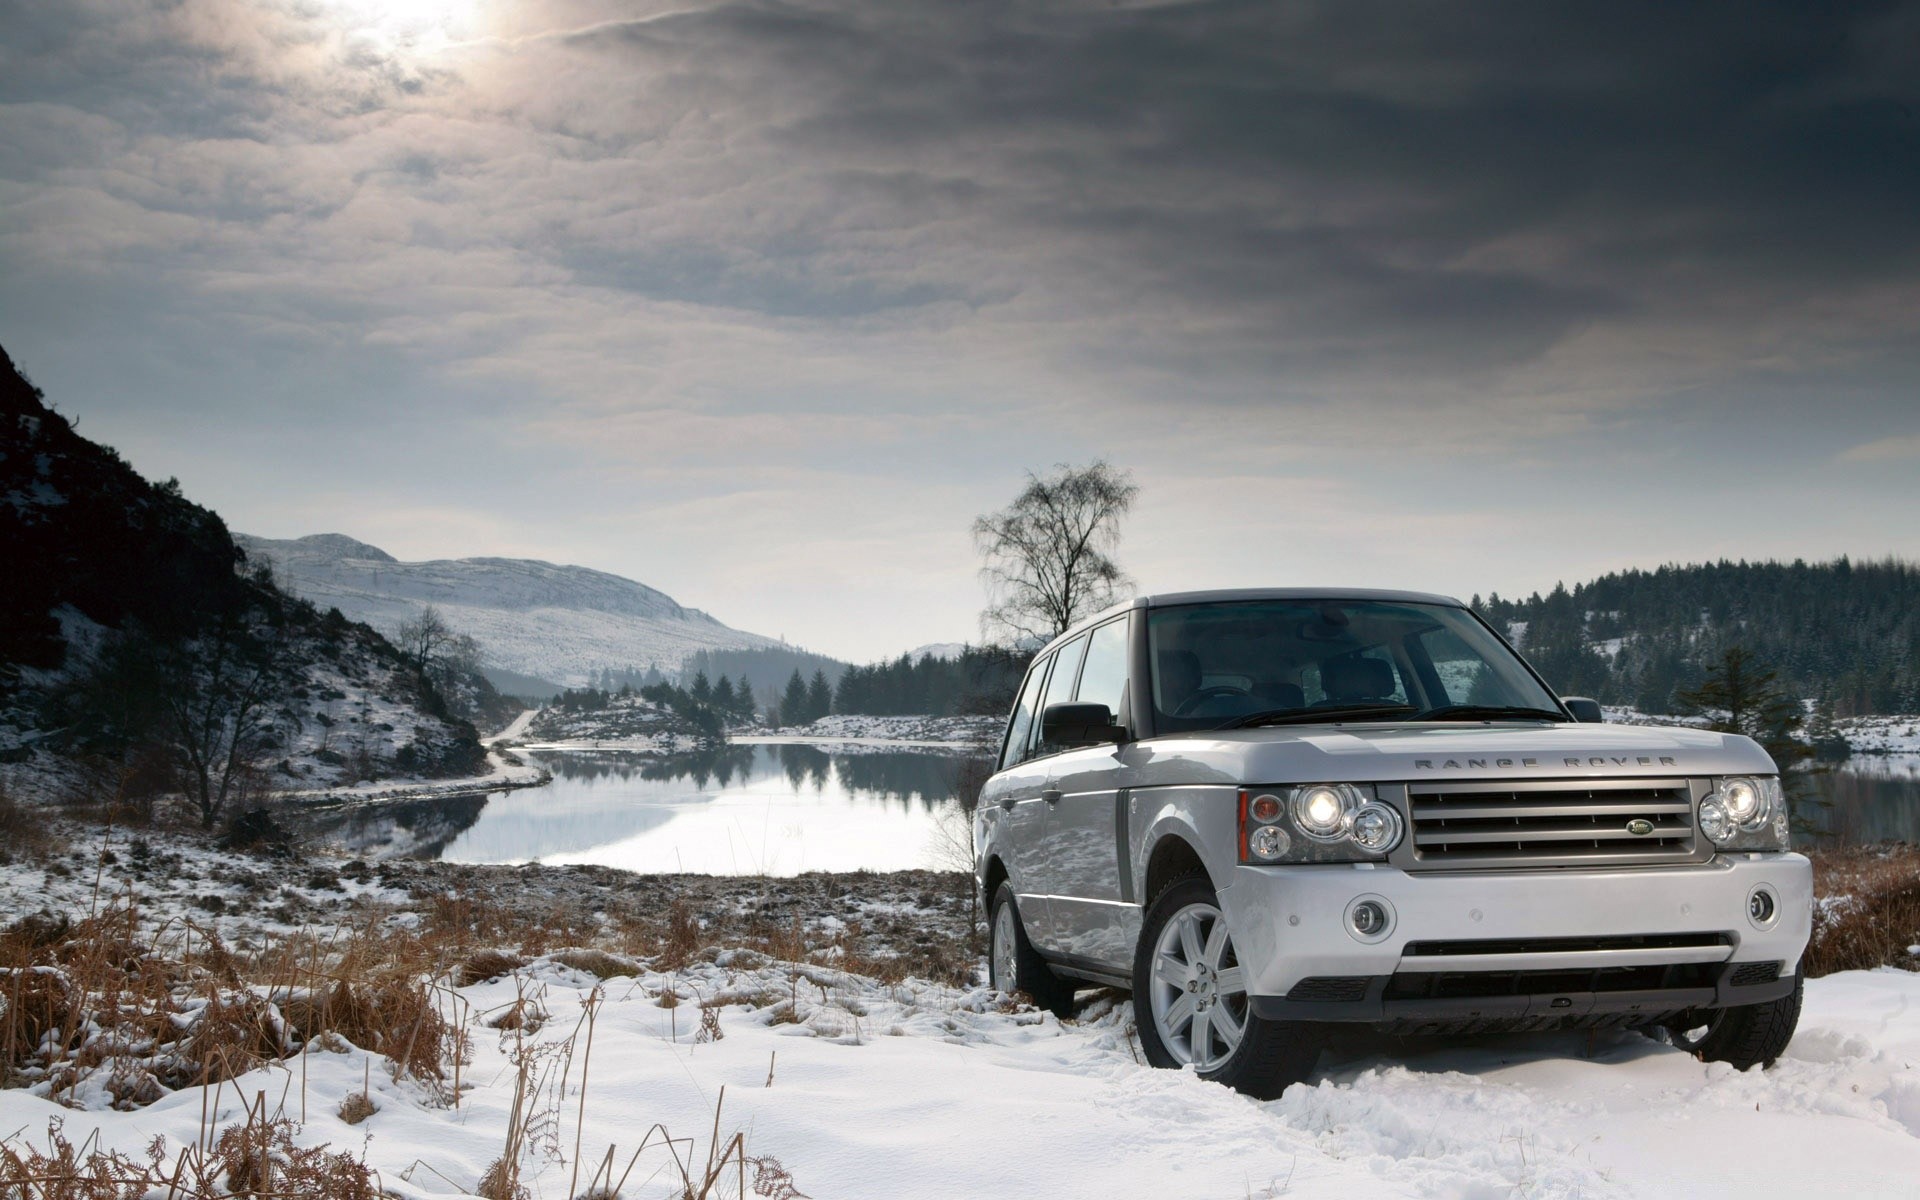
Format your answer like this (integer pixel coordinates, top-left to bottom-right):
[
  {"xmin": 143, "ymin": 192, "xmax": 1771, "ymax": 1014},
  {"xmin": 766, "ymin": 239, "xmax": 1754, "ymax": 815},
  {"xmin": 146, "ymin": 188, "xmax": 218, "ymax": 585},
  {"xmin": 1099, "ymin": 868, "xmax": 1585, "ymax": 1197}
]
[
  {"xmin": 973, "ymin": 460, "xmax": 1138, "ymax": 645},
  {"xmin": 395, "ymin": 605, "xmax": 453, "ymax": 673},
  {"xmin": 156, "ymin": 615, "xmax": 294, "ymax": 829}
]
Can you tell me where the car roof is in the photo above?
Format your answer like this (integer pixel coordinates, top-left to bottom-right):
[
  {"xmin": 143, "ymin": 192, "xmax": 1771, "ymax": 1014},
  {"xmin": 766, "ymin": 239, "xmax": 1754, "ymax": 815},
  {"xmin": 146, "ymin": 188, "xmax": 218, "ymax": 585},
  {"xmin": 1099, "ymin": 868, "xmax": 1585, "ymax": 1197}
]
[{"xmin": 1034, "ymin": 587, "xmax": 1469, "ymax": 659}]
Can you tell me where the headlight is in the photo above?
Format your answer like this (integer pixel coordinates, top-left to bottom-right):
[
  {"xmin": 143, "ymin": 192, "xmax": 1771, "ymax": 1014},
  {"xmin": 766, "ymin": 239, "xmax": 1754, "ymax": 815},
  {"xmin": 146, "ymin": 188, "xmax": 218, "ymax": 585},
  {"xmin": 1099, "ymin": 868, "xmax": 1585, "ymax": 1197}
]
[
  {"xmin": 1349, "ymin": 803, "xmax": 1403, "ymax": 852},
  {"xmin": 1701, "ymin": 776, "xmax": 1788, "ymax": 851},
  {"xmin": 1292, "ymin": 784, "xmax": 1357, "ymax": 841},
  {"xmin": 1240, "ymin": 785, "xmax": 1400, "ymax": 863}
]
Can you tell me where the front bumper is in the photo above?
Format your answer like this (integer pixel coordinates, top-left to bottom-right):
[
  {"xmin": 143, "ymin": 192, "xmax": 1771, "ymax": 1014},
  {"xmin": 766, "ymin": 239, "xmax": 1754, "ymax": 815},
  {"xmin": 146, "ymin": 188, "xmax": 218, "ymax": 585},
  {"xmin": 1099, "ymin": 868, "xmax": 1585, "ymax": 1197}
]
[{"xmin": 1221, "ymin": 853, "xmax": 1811, "ymax": 1026}]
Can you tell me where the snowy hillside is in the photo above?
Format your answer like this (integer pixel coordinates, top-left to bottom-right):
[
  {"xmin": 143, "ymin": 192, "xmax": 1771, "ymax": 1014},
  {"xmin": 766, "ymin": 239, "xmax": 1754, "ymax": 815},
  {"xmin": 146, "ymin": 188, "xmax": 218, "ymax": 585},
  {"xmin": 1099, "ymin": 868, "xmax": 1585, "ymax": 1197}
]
[{"xmin": 238, "ymin": 533, "xmax": 781, "ymax": 687}]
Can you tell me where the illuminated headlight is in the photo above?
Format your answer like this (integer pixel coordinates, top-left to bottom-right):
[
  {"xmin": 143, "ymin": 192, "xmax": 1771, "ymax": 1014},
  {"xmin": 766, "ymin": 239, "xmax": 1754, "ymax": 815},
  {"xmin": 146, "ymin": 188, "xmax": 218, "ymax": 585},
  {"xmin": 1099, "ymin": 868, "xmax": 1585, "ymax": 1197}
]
[
  {"xmin": 1701, "ymin": 776, "xmax": 1788, "ymax": 851},
  {"xmin": 1349, "ymin": 803, "xmax": 1403, "ymax": 853},
  {"xmin": 1292, "ymin": 785, "xmax": 1356, "ymax": 841},
  {"xmin": 1718, "ymin": 777, "xmax": 1765, "ymax": 829}
]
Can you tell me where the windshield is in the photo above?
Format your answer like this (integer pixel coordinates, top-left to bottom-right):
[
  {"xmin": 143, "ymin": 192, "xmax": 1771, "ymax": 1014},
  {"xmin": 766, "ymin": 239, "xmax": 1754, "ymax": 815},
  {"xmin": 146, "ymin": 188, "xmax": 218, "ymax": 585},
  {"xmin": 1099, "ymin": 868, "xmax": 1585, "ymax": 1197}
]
[{"xmin": 1146, "ymin": 598, "xmax": 1563, "ymax": 732}]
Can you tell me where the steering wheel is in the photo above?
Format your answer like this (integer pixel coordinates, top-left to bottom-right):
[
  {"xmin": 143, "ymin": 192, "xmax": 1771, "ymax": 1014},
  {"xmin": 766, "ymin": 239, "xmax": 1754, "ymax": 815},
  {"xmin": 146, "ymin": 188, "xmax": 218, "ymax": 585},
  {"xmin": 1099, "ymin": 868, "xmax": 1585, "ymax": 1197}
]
[{"xmin": 1172, "ymin": 684, "xmax": 1252, "ymax": 717}]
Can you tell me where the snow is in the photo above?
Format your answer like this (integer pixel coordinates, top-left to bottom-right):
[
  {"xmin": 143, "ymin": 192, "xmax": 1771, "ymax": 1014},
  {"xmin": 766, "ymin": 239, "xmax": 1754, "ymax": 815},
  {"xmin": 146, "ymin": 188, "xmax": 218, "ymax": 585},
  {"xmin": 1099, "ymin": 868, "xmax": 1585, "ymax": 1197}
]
[
  {"xmin": 2, "ymin": 953, "xmax": 1917, "ymax": 1199},
  {"xmin": 754, "ymin": 713, "xmax": 1002, "ymax": 748},
  {"xmin": 238, "ymin": 532, "xmax": 782, "ymax": 688}
]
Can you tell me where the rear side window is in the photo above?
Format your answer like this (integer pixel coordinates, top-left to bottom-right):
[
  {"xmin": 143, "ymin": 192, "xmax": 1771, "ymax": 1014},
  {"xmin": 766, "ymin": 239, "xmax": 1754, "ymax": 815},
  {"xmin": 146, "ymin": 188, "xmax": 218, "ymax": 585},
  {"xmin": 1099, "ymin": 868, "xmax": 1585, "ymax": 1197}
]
[
  {"xmin": 1075, "ymin": 618, "xmax": 1130, "ymax": 723},
  {"xmin": 1001, "ymin": 655, "xmax": 1052, "ymax": 770},
  {"xmin": 1032, "ymin": 633, "xmax": 1090, "ymax": 758}
]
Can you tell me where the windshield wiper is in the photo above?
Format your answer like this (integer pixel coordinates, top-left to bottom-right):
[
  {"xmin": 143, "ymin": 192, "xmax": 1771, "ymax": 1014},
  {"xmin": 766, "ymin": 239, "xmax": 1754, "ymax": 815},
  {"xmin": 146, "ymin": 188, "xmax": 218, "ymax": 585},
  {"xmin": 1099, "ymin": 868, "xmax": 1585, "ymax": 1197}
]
[
  {"xmin": 1415, "ymin": 704, "xmax": 1566, "ymax": 722},
  {"xmin": 1222, "ymin": 703, "xmax": 1418, "ymax": 729}
]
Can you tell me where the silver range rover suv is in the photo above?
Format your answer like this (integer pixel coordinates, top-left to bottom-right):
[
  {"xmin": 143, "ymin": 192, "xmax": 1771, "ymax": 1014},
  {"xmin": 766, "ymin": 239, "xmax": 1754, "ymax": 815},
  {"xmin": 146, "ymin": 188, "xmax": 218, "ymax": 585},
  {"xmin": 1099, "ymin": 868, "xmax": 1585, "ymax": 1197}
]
[{"xmin": 975, "ymin": 589, "xmax": 1811, "ymax": 1099}]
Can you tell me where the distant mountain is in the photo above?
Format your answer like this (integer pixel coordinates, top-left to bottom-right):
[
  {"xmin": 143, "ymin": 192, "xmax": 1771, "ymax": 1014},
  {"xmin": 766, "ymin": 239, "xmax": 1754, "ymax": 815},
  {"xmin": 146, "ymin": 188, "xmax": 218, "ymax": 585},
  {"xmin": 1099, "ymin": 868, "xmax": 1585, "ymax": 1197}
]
[
  {"xmin": 1477, "ymin": 558, "xmax": 1920, "ymax": 716},
  {"xmin": 237, "ymin": 533, "xmax": 782, "ymax": 688},
  {"xmin": 907, "ymin": 642, "xmax": 968, "ymax": 662}
]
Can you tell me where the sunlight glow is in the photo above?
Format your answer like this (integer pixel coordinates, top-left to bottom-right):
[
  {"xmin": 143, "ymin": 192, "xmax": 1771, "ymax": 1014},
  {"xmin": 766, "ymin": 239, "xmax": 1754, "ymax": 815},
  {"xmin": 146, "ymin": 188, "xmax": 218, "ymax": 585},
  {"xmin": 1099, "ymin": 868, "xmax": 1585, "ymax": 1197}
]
[{"xmin": 331, "ymin": 0, "xmax": 480, "ymax": 52}]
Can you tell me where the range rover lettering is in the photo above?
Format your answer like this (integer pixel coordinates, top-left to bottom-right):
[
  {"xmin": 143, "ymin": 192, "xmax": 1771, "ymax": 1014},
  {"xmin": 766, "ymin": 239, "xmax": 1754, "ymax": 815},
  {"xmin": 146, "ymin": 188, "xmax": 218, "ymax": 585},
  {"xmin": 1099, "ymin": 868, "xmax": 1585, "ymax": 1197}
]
[{"xmin": 975, "ymin": 589, "xmax": 1810, "ymax": 1099}]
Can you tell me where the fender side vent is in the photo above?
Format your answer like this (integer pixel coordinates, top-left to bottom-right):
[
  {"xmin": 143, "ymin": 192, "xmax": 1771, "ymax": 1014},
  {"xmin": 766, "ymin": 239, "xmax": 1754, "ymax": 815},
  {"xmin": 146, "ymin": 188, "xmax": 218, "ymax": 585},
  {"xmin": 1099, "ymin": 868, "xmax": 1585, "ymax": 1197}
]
[{"xmin": 1728, "ymin": 961, "xmax": 1784, "ymax": 987}]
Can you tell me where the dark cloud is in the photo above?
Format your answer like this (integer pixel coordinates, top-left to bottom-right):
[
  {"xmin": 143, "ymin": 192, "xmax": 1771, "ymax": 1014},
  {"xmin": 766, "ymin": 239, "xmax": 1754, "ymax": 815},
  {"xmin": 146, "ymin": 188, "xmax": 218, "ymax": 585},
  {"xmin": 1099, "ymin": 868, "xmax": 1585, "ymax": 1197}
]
[{"xmin": 1, "ymin": 0, "xmax": 1917, "ymax": 656}]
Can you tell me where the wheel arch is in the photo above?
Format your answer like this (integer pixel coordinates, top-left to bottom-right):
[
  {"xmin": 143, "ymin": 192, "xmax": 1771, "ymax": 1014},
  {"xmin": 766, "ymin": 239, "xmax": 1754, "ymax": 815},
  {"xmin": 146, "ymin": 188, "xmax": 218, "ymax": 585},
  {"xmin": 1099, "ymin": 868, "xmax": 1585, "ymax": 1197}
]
[{"xmin": 1142, "ymin": 829, "xmax": 1213, "ymax": 904}]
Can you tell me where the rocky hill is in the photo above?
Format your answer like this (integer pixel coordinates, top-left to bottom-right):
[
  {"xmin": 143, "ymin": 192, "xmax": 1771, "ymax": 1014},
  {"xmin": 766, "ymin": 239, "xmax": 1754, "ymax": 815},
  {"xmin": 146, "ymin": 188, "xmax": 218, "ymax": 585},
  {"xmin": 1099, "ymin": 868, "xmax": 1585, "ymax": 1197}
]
[
  {"xmin": 0, "ymin": 344, "xmax": 496, "ymax": 814},
  {"xmin": 237, "ymin": 533, "xmax": 782, "ymax": 689}
]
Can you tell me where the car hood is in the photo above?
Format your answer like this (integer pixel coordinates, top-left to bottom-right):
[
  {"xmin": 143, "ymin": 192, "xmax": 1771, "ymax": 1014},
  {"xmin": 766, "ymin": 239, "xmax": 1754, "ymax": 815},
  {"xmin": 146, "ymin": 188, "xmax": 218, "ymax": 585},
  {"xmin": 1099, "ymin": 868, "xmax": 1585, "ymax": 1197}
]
[{"xmin": 1087, "ymin": 720, "xmax": 1775, "ymax": 789}]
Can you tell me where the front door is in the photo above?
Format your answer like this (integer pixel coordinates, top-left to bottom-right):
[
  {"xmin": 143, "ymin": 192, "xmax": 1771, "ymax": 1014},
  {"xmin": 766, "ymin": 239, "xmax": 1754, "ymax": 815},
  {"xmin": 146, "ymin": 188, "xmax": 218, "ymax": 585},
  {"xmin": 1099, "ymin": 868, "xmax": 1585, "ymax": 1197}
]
[{"xmin": 1040, "ymin": 616, "xmax": 1139, "ymax": 968}]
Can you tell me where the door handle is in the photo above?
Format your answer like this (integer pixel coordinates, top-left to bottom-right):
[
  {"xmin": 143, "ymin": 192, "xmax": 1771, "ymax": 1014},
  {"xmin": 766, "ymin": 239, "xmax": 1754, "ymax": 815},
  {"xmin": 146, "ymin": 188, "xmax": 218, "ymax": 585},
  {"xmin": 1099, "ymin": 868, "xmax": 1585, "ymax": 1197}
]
[
  {"xmin": 1041, "ymin": 788, "xmax": 1063, "ymax": 805},
  {"xmin": 999, "ymin": 794, "xmax": 1017, "ymax": 811}
]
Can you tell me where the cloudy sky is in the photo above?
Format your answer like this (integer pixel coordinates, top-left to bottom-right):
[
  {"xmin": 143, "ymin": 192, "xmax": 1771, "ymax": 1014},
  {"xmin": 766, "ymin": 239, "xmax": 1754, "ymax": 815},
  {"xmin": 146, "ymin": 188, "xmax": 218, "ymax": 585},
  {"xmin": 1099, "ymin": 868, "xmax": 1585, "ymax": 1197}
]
[{"xmin": 3, "ymin": 0, "xmax": 1917, "ymax": 661}]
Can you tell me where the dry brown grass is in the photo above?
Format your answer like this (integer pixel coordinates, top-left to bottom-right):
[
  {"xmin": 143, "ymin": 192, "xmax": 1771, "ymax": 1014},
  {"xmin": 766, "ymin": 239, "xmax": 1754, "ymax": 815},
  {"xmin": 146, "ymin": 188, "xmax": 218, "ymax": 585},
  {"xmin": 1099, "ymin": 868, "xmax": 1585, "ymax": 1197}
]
[
  {"xmin": 457, "ymin": 948, "xmax": 529, "ymax": 987},
  {"xmin": 1806, "ymin": 843, "xmax": 1920, "ymax": 976},
  {"xmin": 0, "ymin": 1106, "xmax": 381, "ymax": 1198},
  {"xmin": 337, "ymin": 1089, "xmax": 377, "ymax": 1125}
]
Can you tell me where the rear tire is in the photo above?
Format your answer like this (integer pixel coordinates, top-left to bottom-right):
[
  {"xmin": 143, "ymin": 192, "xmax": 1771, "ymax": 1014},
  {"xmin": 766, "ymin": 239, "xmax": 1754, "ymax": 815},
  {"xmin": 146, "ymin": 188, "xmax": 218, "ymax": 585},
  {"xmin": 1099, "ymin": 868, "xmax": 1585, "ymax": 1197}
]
[
  {"xmin": 1131, "ymin": 874, "xmax": 1324, "ymax": 1100},
  {"xmin": 989, "ymin": 882, "xmax": 1075, "ymax": 1018},
  {"xmin": 1666, "ymin": 966, "xmax": 1804, "ymax": 1069}
]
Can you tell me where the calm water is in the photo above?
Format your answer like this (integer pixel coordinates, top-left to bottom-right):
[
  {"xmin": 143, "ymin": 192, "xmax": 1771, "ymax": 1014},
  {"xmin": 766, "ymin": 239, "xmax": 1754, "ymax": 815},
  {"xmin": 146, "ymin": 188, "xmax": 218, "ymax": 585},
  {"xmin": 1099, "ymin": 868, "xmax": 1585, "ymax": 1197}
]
[
  {"xmin": 317, "ymin": 745, "xmax": 987, "ymax": 874},
  {"xmin": 307, "ymin": 747, "xmax": 1920, "ymax": 872},
  {"xmin": 1801, "ymin": 755, "xmax": 1920, "ymax": 847}
]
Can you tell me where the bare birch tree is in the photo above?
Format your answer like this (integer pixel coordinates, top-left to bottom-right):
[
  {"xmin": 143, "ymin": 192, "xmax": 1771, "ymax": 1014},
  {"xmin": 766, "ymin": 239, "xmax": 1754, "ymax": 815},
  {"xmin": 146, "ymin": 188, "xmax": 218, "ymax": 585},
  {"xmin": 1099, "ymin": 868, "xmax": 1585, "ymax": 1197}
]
[{"xmin": 973, "ymin": 461, "xmax": 1138, "ymax": 645}]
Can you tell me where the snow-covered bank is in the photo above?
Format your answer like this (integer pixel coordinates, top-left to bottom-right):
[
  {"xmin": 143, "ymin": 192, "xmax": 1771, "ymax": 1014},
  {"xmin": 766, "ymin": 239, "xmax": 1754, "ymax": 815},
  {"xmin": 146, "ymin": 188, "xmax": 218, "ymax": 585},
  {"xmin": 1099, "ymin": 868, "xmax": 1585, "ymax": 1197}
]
[{"xmin": 743, "ymin": 713, "xmax": 1000, "ymax": 751}]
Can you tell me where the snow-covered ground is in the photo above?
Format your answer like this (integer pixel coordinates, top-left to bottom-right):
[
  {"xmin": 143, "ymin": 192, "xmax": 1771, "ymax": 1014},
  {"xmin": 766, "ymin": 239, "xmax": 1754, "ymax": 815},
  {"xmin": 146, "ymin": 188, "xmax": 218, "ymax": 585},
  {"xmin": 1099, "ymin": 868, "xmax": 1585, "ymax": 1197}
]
[{"xmin": 1, "ymin": 949, "xmax": 1916, "ymax": 1198}]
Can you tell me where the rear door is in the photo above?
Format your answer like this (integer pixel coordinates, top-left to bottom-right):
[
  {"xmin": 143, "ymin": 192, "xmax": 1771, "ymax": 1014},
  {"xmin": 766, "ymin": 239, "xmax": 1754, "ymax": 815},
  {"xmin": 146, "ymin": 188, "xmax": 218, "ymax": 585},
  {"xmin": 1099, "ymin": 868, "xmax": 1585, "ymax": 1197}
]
[{"xmin": 1041, "ymin": 616, "xmax": 1139, "ymax": 965}]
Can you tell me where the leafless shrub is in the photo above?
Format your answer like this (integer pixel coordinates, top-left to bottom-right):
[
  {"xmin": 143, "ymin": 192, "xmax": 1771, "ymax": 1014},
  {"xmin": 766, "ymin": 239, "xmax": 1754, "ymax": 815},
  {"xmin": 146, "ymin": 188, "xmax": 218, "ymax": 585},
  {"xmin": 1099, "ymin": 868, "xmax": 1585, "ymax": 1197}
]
[
  {"xmin": 457, "ymin": 948, "xmax": 529, "ymax": 986},
  {"xmin": 338, "ymin": 1090, "xmax": 377, "ymax": 1124},
  {"xmin": 1806, "ymin": 844, "xmax": 1920, "ymax": 975}
]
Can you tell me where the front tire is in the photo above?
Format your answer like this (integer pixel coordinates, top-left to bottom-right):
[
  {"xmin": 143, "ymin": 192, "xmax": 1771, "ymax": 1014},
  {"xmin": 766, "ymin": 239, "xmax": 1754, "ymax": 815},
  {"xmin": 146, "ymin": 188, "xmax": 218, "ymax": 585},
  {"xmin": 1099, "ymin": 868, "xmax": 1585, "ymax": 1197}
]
[
  {"xmin": 1666, "ymin": 966, "xmax": 1804, "ymax": 1069},
  {"xmin": 989, "ymin": 882, "xmax": 1075, "ymax": 1018},
  {"xmin": 1131, "ymin": 875, "xmax": 1324, "ymax": 1100}
]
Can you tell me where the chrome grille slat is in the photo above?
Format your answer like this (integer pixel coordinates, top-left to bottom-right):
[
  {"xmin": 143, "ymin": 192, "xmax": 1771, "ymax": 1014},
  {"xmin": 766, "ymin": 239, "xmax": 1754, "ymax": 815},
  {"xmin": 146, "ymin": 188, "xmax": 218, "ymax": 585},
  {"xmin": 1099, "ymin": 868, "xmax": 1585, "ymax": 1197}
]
[{"xmin": 1405, "ymin": 778, "xmax": 1701, "ymax": 870}]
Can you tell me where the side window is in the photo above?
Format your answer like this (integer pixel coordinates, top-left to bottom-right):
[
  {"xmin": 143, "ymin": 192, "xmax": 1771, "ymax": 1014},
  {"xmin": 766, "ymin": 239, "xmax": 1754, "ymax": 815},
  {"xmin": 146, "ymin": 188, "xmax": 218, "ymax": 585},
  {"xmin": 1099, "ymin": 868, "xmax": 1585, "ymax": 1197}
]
[
  {"xmin": 1001, "ymin": 655, "xmax": 1052, "ymax": 770},
  {"xmin": 1075, "ymin": 618, "xmax": 1129, "ymax": 724},
  {"xmin": 1032, "ymin": 633, "xmax": 1090, "ymax": 758}
]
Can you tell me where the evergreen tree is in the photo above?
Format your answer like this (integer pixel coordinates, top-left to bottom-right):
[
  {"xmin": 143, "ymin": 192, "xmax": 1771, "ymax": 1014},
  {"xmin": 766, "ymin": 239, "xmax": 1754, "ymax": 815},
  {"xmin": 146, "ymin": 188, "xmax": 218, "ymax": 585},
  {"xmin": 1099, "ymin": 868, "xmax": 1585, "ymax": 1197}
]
[
  {"xmin": 712, "ymin": 674, "xmax": 736, "ymax": 715},
  {"xmin": 689, "ymin": 669, "xmax": 712, "ymax": 705},
  {"xmin": 1677, "ymin": 647, "xmax": 1819, "ymax": 817},
  {"xmin": 734, "ymin": 678, "xmax": 756, "ymax": 721},
  {"xmin": 806, "ymin": 669, "xmax": 833, "ymax": 721},
  {"xmin": 780, "ymin": 669, "xmax": 809, "ymax": 728}
]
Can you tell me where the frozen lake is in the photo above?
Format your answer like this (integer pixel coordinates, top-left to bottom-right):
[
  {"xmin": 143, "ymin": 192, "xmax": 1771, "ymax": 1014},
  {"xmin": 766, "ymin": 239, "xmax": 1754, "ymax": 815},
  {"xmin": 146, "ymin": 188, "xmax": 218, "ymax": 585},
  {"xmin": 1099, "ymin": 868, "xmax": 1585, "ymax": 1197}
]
[{"xmin": 332, "ymin": 745, "xmax": 988, "ymax": 874}]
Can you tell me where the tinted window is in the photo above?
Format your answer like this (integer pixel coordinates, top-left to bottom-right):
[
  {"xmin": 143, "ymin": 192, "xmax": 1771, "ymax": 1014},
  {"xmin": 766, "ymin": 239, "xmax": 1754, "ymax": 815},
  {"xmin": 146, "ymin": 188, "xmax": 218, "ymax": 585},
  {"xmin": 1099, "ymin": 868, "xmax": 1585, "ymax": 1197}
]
[
  {"xmin": 1001, "ymin": 656, "xmax": 1051, "ymax": 770},
  {"xmin": 1075, "ymin": 618, "xmax": 1130, "ymax": 723},
  {"xmin": 1032, "ymin": 633, "xmax": 1089, "ymax": 757}
]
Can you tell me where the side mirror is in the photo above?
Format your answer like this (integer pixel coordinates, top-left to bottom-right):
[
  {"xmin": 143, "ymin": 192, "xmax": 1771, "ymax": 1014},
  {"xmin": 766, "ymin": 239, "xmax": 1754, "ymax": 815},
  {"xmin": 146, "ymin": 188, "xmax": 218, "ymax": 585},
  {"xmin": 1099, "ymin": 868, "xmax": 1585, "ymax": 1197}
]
[
  {"xmin": 1561, "ymin": 696, "xmax": 1605, "ymax": 723},
  {"xmin": 1041, "ymin": 702, "xmax": 1126, "ymax": 747}
]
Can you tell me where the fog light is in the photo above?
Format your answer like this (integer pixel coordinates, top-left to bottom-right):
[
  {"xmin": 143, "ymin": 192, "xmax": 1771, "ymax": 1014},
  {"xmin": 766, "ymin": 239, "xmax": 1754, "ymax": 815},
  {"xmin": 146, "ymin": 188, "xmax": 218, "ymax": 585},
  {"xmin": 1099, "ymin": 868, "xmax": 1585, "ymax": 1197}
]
[
  {"xmin": 1249, "ymin": 823, "xmax": 1290, "ymax": 861},
  {"xmin": 1350, "ymin": 900, "xmax": 1387, "ymax": 937},
  {"xmin": 1748, "ymin": 886, "xmax": 1779, "ymax": 928}
]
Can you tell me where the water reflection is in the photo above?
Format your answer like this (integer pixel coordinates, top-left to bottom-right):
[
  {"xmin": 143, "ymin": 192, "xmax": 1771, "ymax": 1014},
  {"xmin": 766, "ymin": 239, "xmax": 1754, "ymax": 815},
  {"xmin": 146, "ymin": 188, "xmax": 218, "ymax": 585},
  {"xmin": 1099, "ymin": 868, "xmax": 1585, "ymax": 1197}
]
[
  {"xmin": 317, "ymin": 746, "xmax": 992, "ymax": 873},
  {"xmin": 1801, "ymin": 756, "xmax": 1920, "ymax": 847}
]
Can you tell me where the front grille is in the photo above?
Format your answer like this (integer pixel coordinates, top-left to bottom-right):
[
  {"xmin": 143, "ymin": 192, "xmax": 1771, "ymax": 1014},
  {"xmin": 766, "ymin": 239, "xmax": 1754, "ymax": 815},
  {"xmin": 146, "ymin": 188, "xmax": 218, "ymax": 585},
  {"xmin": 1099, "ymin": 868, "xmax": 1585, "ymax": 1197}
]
[
  {"xmin": 1406, "ymin": 778, "xmax": 1699, "ymax": 869},
  {"xmin": 1286, "ymin": 976, "xmax": 1372, "ymax": 1003},
  {"xmin": 1729, "ymin": 961, "xmax": 1784, "ymax": 987}
]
